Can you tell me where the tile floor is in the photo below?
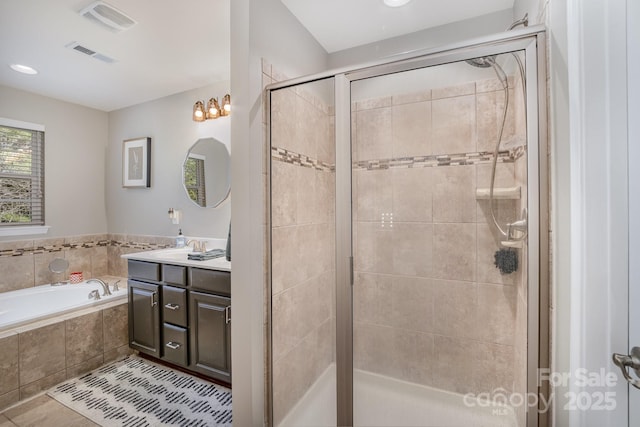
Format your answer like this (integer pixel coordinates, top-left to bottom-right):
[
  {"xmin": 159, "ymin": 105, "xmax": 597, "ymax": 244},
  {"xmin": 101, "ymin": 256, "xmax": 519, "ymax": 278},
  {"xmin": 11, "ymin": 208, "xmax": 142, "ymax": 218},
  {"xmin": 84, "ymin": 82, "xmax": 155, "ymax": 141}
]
[{"xmin": 0, "ymin": 395, "xmax": 98, "ymax": 427}]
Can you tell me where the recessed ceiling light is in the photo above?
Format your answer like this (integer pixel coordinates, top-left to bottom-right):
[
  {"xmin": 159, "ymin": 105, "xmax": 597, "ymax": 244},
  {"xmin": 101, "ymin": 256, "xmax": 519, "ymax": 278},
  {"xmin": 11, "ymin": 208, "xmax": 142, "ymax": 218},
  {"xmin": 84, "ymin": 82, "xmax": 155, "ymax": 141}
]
[
  {"xmin": 383, "ymin": 0, "xmax": 412, "ymax": 7},
  {"xmin": 10, "ymin": 64, "xmax": 38, "ymax": 75}
]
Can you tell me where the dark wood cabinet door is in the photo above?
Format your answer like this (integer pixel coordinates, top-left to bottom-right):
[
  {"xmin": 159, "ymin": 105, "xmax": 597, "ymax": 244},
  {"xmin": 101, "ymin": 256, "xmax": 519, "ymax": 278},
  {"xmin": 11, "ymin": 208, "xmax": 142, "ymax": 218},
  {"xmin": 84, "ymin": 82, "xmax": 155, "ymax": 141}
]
[
  {"xmin": 189, "ymin": 291, "xmax": 231, "ymax": 382},
  {"xmin": 128, "ymin": 280, "xmax": 160, "ymax": 356}
]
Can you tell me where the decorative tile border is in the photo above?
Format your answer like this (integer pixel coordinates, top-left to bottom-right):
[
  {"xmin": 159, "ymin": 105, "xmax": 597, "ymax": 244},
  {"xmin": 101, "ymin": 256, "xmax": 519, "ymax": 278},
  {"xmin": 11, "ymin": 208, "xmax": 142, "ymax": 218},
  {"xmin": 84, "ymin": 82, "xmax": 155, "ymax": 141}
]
[
  {"xmin": 0, "ymin": 236, "xmax": 171, "ymax": 258},
  {"xmin": 271, "ymin": 147, "xmax": 335, "ymax": 171},
  {"xmin": 272, "ymin": 144, "xmax": 526, "ymax": 172},
  {"xmin": 109, "ymin": 239, "xmax": 172, "ymax": 252},
  {"xmin": 353, "ymin": 146, "xmax": 526, "ymax": 171}
]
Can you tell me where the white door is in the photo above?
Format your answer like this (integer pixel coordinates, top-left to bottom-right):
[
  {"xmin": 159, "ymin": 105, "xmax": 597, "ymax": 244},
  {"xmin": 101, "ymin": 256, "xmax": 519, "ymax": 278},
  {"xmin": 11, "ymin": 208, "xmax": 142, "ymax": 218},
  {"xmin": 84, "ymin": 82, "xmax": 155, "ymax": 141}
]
[
  {"xmin": 628, "ymin": 0, "xmax": 640, "ymax": 423},
  {"xmin": 615, "ymin": 0, "xmax": 640, "ymax": 423},
  {"xmin": 608, "ymin": 0, "xmax": 640, "ymax": 425}
]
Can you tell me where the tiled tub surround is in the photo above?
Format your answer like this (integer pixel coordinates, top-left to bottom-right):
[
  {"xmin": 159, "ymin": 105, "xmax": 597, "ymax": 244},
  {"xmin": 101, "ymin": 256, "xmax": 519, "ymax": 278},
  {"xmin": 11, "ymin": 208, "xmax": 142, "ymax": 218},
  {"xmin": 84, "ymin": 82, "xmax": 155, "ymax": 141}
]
[
  {"xmin": 0, "ymin": 234, "xmax": 174, "ymax": 294},
  {"xmin": 352, "ymin": 73, "xmax": 528, "ymax": 424},
  {"xmin": 0, "ymin": 292, "xmax": 131, "ymax": 411},
  {"xmin": 0, "ymin": 234, "xmax": 173, "ymax": 411},
  {"xmin": 269, "ymin": 74, "xmax": 336, "ymax": 425}
]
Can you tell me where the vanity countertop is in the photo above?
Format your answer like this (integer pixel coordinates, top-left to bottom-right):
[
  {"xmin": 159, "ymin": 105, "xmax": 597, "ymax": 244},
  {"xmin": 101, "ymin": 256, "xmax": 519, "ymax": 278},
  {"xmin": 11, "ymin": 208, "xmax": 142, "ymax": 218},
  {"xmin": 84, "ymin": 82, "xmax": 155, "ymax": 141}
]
[{"xmin": 122, "ymin": 247, "xmax": 231, "ymax": 272}]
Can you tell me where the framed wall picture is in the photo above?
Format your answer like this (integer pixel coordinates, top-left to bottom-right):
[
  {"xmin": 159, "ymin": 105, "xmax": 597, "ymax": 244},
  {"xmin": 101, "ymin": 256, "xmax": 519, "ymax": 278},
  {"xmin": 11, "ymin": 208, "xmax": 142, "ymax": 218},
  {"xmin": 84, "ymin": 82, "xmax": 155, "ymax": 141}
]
[{"xmin": 122, "ymin": 137, "xmax": 151, "ymax": 188}]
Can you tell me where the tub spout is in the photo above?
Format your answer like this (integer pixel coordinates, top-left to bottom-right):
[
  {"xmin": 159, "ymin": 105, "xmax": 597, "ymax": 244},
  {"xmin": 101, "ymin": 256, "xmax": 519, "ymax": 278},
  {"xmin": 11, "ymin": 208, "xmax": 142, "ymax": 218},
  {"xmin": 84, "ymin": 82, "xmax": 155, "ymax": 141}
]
[{"xmin": 87, "ymin": 278, "xmax": 111, "ymax": 296}]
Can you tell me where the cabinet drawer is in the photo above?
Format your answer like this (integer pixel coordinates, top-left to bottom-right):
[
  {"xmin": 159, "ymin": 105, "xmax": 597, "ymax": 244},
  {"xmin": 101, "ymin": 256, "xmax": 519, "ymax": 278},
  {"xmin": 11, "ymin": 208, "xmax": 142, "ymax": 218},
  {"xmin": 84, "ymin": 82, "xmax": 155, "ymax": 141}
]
[
  {"xmin": 162, "ymin": 286, "xmax": 188, "ymax": 327},
  {"xmin": 162, "ymin": 323, "xmax": 188, "ymax": 367},
  {"xmin": 128, "ymin": 260, "xmax": 160, "ymax": 282},
  {"xmin": 162, "ymin": 264, "xmax": 187, "ymax": 287},
  {"xmin": 189, "ymin": 268, "xmax": 230, "ymax": 296}
]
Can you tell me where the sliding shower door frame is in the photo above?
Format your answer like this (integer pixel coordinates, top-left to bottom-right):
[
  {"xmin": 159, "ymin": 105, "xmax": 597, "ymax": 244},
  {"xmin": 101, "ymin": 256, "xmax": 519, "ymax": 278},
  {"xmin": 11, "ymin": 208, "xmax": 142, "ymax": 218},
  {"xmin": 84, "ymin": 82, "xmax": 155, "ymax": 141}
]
[{"xmin": 266, "ymin": 26, "xmax": 548, "ymax": 427}]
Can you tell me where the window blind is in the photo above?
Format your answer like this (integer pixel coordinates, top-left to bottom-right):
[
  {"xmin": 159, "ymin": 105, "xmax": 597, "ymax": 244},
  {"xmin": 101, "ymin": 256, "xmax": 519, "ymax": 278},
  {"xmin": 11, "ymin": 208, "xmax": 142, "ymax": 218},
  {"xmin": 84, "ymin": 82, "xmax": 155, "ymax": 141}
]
[{"xmin": 0, "ymin": 124, "xmax": 45, "ymax": 226}]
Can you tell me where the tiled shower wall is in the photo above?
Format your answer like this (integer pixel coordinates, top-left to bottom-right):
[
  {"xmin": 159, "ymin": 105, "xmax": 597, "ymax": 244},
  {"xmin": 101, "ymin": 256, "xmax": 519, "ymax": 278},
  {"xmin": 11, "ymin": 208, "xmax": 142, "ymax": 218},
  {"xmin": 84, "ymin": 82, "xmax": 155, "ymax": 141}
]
[
  {"xmin": 267, "ymin": 64, "xmax": 336, "ymax": 425},
  {"xmin": 267, "ymin": 60, "xmax": 531, "ymax": 425},
  {"xmin": 351, "ymin": 73, "xmax": 529, "ymax": 415}
]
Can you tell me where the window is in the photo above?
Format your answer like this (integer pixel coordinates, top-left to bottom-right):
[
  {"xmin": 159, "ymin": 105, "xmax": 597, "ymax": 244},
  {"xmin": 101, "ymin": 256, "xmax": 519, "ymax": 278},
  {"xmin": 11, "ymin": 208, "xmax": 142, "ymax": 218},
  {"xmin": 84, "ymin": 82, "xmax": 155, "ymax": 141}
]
[
  {"xmin": 0, "ymin": 119, "xmax": 45, "ymax": 227},
  {"xmin": 184, "ymin": 154, "xmax": 206, "ymax": 206}
]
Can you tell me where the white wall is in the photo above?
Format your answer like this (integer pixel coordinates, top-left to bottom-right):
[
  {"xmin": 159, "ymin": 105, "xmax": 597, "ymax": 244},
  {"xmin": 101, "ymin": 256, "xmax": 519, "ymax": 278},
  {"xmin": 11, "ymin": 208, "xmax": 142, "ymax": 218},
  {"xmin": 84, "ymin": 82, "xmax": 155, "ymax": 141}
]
[
  {"xmin": 0, "ymin": 85, "xmax": 108, "ymax": 241},
  {"xmin": 546, "ymin": 0, "xmax": 572, "ymax": 425},
  {"xmin": 513, "ymin": 0, "xmax": 546, "ymax": 24},
  {"xmin": 107, "ymin": 82, "xmax": 231, "ymax": 239},
  {"xmin": 327, "ymin": 9, "xmax": 512, "ymax": 69},
  {"xmin": 230, "ymin": 0, "xmax": 329, "ymax": 425}
]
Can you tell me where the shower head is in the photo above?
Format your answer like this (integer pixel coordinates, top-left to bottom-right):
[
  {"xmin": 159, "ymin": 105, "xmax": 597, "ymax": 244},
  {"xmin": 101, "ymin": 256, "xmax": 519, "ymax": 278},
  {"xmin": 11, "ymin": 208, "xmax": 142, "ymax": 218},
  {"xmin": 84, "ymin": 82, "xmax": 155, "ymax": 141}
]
[
  {"xmin": 465, "ymin": 55, "xmax": 496, "ymax": 68},
  {"xmin": 466, "ymin": 54, "xmax": 508, "ymax": 88}
]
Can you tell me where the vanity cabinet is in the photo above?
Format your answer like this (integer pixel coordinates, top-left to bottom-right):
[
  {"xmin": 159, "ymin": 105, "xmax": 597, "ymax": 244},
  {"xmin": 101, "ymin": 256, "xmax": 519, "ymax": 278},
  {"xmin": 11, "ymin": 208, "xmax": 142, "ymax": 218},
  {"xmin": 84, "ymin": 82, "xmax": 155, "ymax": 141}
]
[{"xmin": 126, "ymin": 259, "xmax": 231, "ymax": 384}]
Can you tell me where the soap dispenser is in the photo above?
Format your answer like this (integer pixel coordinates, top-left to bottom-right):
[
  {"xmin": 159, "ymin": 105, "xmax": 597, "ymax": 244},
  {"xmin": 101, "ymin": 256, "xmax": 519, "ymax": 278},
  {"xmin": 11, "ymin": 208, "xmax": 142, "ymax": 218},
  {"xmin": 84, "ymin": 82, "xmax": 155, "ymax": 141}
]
[{"xmin": 176, "ymin": 229, "xmax": 186, "ymax": 248}]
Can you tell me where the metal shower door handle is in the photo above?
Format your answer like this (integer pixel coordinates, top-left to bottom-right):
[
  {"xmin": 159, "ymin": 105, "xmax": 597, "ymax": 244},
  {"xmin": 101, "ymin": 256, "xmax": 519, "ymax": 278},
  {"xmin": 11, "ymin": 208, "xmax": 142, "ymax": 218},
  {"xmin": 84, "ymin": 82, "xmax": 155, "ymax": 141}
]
[{"xmin": 612, "ymin": 347, "xmax": 640, "ymax": 389}]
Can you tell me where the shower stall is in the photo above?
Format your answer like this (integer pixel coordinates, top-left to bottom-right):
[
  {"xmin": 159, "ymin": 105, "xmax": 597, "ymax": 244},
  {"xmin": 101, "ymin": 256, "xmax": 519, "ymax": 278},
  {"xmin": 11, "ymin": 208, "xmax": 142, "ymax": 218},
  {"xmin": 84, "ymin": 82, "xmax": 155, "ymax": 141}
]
[{"xmin": 267, "ymin": 27, "xmax": 548, "ymax": 427}]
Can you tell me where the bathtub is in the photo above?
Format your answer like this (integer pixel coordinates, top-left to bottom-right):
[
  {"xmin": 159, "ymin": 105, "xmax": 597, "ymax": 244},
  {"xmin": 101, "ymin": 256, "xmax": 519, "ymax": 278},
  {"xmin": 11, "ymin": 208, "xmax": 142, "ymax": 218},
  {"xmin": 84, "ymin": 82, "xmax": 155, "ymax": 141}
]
[{"xmin": 0, "ymin": 280, "xmax": 127, "ymax": 332}]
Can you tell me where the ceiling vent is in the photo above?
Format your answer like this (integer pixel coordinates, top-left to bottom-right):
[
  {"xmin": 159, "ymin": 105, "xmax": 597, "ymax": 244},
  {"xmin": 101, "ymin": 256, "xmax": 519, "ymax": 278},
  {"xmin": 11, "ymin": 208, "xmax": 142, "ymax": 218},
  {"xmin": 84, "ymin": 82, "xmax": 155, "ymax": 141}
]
[
  {"xmin": 65, "ymin": 42, "xmax": 117, "ymax": 64},
  {"xmin": 79, "ymin": 1, "xmax": 136, "ymax": 33}
]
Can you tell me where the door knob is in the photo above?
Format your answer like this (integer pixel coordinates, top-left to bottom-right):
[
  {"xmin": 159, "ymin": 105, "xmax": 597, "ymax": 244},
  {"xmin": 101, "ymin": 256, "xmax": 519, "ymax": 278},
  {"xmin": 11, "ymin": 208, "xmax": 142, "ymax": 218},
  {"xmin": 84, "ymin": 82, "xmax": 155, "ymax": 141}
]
[{"xmin": 612, "ymin": 346, "xmax": 640, "ymax": 389}]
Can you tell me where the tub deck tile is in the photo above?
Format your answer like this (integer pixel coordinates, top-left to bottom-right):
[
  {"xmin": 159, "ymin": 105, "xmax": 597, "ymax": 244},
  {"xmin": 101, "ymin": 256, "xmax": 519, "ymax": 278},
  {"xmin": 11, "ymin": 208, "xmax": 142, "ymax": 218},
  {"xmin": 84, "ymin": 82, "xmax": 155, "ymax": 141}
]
[
  {"xmin": 65, "ymin": 312, "xmax": 103, "ymax": 367},
  {"xmin": 0, "ymin": 335, "xmax": 18, "ymax": 396},
  {"xmin": 18, "ymin": 324, "xmax": 65, "ymax": 386}
]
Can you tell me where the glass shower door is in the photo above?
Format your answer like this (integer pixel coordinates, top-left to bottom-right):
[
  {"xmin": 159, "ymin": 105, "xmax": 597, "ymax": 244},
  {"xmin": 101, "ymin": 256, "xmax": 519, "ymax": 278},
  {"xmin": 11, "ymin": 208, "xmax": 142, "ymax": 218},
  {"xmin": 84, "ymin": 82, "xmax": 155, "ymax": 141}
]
[
  {"xmin": 350, "ymin": 52, "xmax": 529, "ymax": 427},
  {"xmin": 269, "ymin": 77, "xmax": 337, "ymax": 427}
]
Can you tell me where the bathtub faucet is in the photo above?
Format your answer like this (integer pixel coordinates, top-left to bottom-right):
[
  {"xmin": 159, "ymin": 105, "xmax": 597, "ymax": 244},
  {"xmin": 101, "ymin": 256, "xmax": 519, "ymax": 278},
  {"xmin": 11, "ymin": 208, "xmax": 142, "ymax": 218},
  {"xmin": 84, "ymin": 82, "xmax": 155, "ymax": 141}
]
[{"xmin": 87, "ymin": 278, "xmax": 112, "ymax": 296}]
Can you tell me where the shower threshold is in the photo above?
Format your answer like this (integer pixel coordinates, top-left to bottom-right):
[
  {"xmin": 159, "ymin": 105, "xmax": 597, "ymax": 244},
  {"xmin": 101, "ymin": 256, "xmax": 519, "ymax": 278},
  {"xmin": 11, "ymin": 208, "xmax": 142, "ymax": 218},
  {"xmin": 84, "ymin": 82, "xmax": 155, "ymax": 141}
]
[{"xmin": 279, "ymin": 364, "xmax": 518, "ymax": 427}]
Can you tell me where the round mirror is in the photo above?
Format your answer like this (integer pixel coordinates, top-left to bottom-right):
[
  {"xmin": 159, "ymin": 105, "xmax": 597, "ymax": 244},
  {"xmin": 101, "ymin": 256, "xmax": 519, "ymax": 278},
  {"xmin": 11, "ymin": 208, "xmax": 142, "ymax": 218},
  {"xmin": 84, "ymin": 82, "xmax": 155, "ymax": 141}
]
[{"xmin": 182, "ymin": 137, "xmax": 230, "ymax": 208}]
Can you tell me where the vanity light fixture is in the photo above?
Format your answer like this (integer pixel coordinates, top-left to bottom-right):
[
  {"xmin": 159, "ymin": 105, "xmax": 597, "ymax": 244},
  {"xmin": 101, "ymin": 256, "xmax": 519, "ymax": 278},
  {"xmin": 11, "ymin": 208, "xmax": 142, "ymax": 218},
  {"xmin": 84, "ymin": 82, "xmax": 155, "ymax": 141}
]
[
  {"xmin": 192, "ymin": 101, "xmax": 206, "ymax": 122},
  {"xmin": 192, "ymin": 94, "xmax": 231, "ymax": 121}
]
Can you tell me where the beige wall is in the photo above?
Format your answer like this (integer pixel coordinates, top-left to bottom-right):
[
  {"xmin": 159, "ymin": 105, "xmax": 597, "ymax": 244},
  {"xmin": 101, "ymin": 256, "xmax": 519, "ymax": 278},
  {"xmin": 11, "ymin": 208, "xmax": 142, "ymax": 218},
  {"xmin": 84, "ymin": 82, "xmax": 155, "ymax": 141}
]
[
  {"xmin": 0, "ymin": 82, "xmax": 232, "ymax": 294},
  {"xmin": 0, "ymin": 85, "xmax": 108, "ymax": 241},
  {"xmin": 107, "ymin": 82, "xmax": 231, "ymax": 239}
]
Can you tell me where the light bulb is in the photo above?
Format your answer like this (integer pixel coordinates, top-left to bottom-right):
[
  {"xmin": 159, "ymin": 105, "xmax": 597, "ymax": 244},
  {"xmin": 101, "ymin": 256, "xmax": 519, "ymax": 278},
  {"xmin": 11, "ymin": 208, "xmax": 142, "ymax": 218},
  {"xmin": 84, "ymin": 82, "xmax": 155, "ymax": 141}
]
[{"xmin": 383, "ymin": 0, "xmax": 411, "ymax": 7}]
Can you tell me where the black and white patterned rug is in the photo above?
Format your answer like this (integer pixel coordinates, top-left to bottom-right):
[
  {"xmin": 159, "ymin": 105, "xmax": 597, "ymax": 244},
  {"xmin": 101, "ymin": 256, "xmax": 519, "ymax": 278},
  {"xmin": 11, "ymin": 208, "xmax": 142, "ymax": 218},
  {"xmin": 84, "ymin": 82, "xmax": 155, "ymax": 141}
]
[{"xmin": 47, "ymin": 355, "xmax": 232, "ymax": 426}]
